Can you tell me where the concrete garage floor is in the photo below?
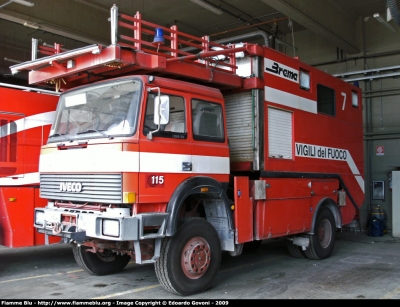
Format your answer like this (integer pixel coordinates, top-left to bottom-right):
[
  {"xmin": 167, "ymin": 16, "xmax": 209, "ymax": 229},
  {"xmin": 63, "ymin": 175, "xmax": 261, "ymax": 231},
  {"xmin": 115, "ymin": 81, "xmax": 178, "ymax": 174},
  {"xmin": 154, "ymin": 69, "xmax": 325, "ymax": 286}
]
[{"xmin": 1, "ymin": 230, "xmax": 400, "ymax": 300}]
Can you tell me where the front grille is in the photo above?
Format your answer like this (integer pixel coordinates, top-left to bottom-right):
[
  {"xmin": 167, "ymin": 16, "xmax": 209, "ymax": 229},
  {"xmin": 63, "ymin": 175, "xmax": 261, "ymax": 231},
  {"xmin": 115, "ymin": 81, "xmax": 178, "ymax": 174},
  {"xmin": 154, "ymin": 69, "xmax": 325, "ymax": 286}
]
[{"xmin": 40, "ymin": 173, "xmax": 122, "ymax": 204}]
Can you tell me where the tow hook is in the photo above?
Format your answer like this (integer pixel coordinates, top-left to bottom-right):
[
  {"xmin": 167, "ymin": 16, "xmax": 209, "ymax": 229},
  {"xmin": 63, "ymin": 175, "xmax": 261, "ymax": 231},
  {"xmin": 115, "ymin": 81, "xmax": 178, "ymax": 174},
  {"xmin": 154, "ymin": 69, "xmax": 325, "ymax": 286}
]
[{"xmin": 52, "ymin": 222, "xmax": 63, "ymax": 235}]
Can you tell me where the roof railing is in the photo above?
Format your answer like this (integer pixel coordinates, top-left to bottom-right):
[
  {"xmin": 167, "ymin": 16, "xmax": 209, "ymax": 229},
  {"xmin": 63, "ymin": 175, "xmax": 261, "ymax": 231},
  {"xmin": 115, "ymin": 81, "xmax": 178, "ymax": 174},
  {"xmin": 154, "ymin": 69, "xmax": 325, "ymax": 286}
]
[{"xmin": 113, "ymin": 4, "xmax": 238, "ymax": 74}]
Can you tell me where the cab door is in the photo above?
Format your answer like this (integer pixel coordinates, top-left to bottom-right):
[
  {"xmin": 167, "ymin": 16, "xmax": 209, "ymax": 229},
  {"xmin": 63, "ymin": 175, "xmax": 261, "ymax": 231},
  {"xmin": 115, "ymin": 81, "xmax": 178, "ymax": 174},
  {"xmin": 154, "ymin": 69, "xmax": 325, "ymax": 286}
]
[
  {"xmin": 138, "ymin": 89, "xmax": 192, "ymax": 205},
  {"xmin": 190, "ymin": 98, "xmax": 230, "ymax": 183}
]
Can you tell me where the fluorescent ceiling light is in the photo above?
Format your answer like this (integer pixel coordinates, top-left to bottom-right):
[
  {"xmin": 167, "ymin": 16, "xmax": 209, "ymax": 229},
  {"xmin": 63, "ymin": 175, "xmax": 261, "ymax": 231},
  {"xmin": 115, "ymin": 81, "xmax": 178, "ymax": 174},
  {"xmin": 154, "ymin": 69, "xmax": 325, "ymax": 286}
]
[
  {"xmin": 0, "ymin": 0, "xmax": 34, "ymax": 9},
  {"xmin": 23, "ymin": 21, "xmax": 39, "ymax": 29},
  {"xmin": 13, "ymin": 0, "xmax": 34, "ymax": 7},
  {"xmin": 190, "ymin": 0, "xmax": 223, "ymax": 15},
  {"xmin": 373, "ymin": 13, "xmax": 396, "ymax": 32},
  {"xmin": 4, "ymin": 57, "xmax": 22, "ymax": 64}
]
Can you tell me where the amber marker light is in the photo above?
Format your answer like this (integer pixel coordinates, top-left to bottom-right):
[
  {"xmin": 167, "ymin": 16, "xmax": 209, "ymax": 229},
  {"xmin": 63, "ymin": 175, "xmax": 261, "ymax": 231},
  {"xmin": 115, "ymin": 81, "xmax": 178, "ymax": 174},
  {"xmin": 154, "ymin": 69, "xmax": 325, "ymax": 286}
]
[{"xmin": 123, "ymin": 192, "xmax": 136, "ymax": 203}]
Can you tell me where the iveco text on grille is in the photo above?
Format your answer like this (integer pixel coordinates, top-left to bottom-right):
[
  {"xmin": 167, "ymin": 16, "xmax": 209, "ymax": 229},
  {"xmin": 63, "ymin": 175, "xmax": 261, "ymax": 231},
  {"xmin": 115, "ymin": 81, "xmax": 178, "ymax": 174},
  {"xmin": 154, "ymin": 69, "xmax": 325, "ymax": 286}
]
[{"xmin": 59, "ymin": 182, "xmax": 82, "ymax": 192}]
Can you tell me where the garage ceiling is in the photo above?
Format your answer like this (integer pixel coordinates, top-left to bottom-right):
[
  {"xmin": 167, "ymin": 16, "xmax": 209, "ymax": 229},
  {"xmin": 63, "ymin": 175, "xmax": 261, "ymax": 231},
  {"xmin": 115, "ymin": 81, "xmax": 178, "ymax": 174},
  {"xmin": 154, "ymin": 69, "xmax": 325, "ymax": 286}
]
[{"xmin": 0, "ymin": 0, "xmax": 393, "ymax": 86}]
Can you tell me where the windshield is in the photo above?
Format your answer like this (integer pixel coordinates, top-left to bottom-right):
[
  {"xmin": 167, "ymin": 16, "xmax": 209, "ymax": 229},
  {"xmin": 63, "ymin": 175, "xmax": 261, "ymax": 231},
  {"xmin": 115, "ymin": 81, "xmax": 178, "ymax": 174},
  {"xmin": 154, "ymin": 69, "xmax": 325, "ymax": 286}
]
[{"xmin": 48, "ymin": 78, "xmax": 142, "ymax": 143}]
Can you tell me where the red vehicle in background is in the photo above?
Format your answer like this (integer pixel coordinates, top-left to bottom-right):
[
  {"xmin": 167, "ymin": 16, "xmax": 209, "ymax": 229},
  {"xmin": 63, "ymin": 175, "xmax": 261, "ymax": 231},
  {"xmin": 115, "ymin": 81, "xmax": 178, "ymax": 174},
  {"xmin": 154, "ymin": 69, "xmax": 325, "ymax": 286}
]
[{"xmin": 0, "ymin": 83, "xmax": 59, "ymax": 247}]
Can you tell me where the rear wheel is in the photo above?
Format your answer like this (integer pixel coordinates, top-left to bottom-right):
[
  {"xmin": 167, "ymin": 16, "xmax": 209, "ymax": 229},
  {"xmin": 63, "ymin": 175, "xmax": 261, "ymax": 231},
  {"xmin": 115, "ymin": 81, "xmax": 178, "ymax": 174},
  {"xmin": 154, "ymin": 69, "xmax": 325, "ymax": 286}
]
[
  {"xmin": 304, "ymin": 207, "xmax": 336, "ymax": 260},
  {"xmin": 286, "ymin": 239, "xmax": 306, "ymax": 258},
  {"xmin": 72, "ymin": 244, "xmax": 131, "ymax": 275},
  {"xmin": 154, "ymin": 218, "xmax": 221, "ymax": 296}
]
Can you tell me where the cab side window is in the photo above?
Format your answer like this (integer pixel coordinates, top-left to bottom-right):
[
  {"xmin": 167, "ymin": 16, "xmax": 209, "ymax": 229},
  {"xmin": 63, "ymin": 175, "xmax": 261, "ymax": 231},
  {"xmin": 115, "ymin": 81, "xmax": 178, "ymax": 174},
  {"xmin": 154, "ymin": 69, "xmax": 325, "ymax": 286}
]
[
  {"xmin": 192, "ymin": 99, "xmax": 224, "ymax": 142},
  {"xmin": 143, "ymin": 93, "xmax": 186, "ymax": 139},
  {"xmin": 0, "ymin": 118, "xmax": 17, "ymax": 163}
]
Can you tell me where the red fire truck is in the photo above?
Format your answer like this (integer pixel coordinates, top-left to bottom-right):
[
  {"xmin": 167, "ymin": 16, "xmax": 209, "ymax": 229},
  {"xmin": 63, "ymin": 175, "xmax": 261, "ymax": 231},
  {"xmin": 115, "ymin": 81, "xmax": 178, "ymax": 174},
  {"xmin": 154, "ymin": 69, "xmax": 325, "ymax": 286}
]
[
  {"xmin": 0, "ymin": 83, "xmax": 59, "ymax": 248},
  {"xmin": 10, "ymin": 5, "xmax": 364, "ymax": 295}
]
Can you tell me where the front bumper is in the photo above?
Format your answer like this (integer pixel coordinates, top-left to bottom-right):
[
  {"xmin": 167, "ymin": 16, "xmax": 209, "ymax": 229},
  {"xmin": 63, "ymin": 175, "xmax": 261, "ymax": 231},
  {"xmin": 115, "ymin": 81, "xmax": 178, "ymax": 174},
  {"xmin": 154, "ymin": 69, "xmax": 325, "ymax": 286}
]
[{"xmin": 34, "ymin": 205, "xmax": 169, "ymax": 242}]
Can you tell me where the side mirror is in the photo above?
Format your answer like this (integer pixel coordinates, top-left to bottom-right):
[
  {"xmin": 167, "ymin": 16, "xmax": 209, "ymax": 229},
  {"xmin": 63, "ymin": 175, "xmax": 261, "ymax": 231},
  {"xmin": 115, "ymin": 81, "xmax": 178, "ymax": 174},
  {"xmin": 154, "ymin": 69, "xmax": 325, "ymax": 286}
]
[{"xmin": 154, "ymin": 95, "xmax": 169, "ymax": 125}]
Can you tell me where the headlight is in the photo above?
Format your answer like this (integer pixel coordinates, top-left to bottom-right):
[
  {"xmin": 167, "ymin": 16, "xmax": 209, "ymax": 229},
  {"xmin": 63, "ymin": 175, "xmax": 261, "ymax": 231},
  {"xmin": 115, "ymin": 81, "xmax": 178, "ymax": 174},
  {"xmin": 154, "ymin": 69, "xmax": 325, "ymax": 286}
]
[
  {"xmin": 102, "ymin": 219, "xmax": 120, "ymax": 237},
  {"xmin": 35, "ymin": 210, "xmax": 45, "ymax": 225}
]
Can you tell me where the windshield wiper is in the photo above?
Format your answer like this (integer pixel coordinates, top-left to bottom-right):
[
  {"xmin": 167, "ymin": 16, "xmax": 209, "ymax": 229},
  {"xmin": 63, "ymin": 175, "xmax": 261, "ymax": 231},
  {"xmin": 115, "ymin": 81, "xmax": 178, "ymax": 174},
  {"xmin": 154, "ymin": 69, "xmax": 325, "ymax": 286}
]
[
  {"xmin": 77, "ymin": 129, "xmax": 112, "ymax": 139},
  {"xmin": 48, "ymin": 133, "xmax": 66, "ymax": 138},
  {"xmin": 77, "ymin": 129, "xmax": 103, "ymax": 134}
]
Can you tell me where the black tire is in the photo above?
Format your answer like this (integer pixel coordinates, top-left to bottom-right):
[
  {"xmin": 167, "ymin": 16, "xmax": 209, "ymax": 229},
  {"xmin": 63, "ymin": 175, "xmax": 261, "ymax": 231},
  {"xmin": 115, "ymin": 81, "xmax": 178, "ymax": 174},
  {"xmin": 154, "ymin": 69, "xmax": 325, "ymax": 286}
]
[
  {"xmin": 243, "ymin": 240, "xmax": 262, "ymax": 252},
  {"xmin": 304, "ymin": 207, "xmax": 336, "ymax": 260},
  {"xmin": 286, "ymin": 239, "xmax": 306, "ymax": 258},
  {"xmin": 154, "ymin": 218, "xmax": 221, "ymax": 296},
  {"xmin": 72, "ymin": 244, "xmax": 131, "ymax": 276}
]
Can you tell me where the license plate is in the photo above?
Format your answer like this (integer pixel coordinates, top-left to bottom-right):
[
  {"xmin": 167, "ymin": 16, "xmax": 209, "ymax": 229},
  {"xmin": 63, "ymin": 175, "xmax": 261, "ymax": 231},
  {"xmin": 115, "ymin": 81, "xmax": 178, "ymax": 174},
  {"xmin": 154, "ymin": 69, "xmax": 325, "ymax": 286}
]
[{"xmin": 45, "ymin": 211, "xmax": 61, "ymax": 223}]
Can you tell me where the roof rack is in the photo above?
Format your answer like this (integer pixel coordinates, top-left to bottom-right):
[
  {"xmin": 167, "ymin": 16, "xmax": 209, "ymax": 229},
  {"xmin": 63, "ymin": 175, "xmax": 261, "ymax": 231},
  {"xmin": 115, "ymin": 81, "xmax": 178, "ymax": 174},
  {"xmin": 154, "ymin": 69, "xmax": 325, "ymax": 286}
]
[{"xmin": 10, "ymin": 4, "xmax": 263, "ymax": 92}]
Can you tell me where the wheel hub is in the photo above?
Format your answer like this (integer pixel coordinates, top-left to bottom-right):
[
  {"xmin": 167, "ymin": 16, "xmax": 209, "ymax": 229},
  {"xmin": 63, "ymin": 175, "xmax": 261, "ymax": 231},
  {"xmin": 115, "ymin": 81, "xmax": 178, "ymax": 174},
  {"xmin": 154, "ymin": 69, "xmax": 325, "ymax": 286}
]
[
  {"xmin": 95, "ymin": 249, "xmax": 117, "ymax": 262},
  {"xmin": 181, "ymin": 236, "xmax": 211, "ymax": 279},
  {"xmin": 318, "ymin": 219, "xmax": 332, "ymax": 248}
]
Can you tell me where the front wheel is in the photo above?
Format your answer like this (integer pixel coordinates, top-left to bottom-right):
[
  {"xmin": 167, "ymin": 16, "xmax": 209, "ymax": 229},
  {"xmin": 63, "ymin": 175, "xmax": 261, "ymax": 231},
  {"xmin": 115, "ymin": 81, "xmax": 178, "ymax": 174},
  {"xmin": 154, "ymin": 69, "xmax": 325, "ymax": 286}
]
[
  {"xmin": 72, "ymin": 244, "xmax": 131, "ymax": 276},
  {"xmin": 304, "ymin": 207, "xmax": 336, "ymax": 260},
  {"xmin": 154, "ymin": 218, "xmax": 221, "ymax": 296}
]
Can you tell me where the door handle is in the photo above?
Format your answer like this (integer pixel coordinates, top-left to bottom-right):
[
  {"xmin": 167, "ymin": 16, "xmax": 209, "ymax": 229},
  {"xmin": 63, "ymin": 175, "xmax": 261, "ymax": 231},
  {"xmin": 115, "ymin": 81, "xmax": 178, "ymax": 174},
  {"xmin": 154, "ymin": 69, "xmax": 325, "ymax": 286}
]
[{"xmin": 182, "ymin": 162, "xmax": 192, "ymax": 171}]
